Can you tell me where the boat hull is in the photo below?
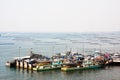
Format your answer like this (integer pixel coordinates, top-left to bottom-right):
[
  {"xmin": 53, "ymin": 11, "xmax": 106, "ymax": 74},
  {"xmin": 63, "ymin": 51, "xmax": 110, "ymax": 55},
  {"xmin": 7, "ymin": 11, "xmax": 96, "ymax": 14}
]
[
  {"xmin": 61, "ymin": 65, "xmax": 103, "ymax": 71},
  {"xmin": 33, "ymin": 67, "xmax": 61, "ymax": 71},
  {"xmin": 5, "ymin": 61, "xmax": 16, "ymax": 67}
]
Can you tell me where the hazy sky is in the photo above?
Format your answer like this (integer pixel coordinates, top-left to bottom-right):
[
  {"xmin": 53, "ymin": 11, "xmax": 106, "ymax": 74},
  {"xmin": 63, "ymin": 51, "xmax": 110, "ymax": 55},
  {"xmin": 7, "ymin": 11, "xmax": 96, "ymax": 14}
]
[{"xmin": 0, "ymin": 0, "xmax": 120, "ymax": 32}]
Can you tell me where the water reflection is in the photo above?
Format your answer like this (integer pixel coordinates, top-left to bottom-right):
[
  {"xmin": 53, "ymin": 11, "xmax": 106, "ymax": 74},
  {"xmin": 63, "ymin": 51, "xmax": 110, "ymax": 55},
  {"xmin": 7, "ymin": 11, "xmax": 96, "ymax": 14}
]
[{"xmin": 5, "ymin": 65, "xmax": 120, "ymax": 80}]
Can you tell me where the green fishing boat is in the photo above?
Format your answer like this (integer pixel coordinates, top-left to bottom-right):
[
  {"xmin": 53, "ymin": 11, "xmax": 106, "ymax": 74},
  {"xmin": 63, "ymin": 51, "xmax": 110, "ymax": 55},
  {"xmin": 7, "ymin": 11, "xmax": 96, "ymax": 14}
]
[
  {"xmin": 33, "ymin": 65, "xmax": 61, "ymax": 71},
  {"xmin": 61, "ymin": 64, "xmax": 102, "ymax": 71},
  {"xmin": 33, "ymin": 60, "xmax": 62, "ymax": 71},
  {"xmin": 61, "ymin": 59, "xmax": 103, "ymax": 71}
]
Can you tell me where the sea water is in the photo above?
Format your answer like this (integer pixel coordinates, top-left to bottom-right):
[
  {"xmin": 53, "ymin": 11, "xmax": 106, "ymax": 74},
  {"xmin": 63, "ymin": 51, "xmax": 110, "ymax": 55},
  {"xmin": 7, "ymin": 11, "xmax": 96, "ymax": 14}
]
[{"xmin": 0, "ymin": 32, "xmax": 120, "ymax": 80}]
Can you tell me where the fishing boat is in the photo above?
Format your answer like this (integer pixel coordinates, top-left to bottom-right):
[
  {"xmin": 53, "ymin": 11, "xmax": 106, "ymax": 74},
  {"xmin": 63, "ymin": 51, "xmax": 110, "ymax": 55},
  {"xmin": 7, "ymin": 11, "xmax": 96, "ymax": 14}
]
[
  {"xmin": 33, "ymin": 64, "xmax": 61, "ymax": 71},
  {"xmin": 5, "ymin": 60, "xmax": 16, "ymax": 67},
  {"xmin": 61, "ymin": 61, "xmax": 103, "ymax": 71},
  {"xmin": 112, "ymin": 53, "xmax": 120, "ymax": 62},
  {"xmin": 61, "ymin": 56, "xmax": 103, "ymax": 71},
  {"xmin": 110, "ymin": 53, "xmax": 120, "ymax": 65},
  {"xmin": 33, "ymin": 60, "xmax": 61, "ymax": 71}
]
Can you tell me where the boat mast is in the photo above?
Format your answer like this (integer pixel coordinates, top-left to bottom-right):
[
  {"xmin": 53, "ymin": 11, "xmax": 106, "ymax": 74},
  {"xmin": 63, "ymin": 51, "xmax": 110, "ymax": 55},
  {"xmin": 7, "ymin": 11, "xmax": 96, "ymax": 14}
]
[
  {"xmin": 52, "ymin": 46, "xmax": 55, "ymax": 55},
  {"xmin": 65, "ymin": 45, "xmax": 67, "ymax": 52},
  {"xmin": 99, "ymin": 44, "xmax": 102, "ymax": 53},
  {"xmin": 19, "ymin": 47, "xmax": 21, "ymax": 59},
  {"xmin": 82, "ymin": 44, "xmax": 85, "ymax": 55}
]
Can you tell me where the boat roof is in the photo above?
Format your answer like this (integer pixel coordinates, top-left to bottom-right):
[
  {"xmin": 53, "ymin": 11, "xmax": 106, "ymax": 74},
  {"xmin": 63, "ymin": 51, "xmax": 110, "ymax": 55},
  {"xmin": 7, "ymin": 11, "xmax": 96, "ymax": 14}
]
[{"xmin": 13, "ymin": 56, "xmax": 31, "ymax": 59}]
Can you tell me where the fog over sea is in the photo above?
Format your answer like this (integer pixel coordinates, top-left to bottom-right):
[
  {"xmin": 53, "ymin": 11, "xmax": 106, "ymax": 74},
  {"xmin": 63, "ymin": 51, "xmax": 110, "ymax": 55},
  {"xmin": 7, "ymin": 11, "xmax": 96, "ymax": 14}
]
[{"xmin": 0, "ymin": 32, "xmax": 120, "ymax": 80}]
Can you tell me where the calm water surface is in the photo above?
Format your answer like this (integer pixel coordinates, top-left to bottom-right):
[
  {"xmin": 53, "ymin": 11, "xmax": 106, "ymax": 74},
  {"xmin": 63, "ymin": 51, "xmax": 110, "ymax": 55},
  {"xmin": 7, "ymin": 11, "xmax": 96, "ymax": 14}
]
[{"xmin": 0, "ymin": 32, "xmax": 120, "ymax": 80}]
